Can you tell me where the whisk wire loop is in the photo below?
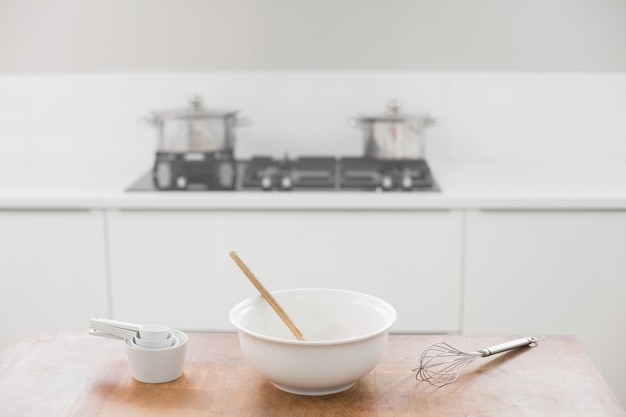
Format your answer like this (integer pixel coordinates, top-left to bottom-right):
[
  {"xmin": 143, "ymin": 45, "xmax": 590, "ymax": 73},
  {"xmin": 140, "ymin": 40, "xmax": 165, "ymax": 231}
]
[
  {"xmin": 414, "ymin": 337, "xmax": 538, "ymax": 387},
  {"xmin": 414, "ymin": 341, "xmax": 482, "ymax": 387}
]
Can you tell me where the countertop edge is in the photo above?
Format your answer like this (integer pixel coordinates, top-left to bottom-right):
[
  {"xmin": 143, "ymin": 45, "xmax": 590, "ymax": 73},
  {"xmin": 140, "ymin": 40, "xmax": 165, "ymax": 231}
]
[
  {"xmin": 2, "ymin": 161, "xmax": 626, "ymax": 210},
  {"xmin": 2, "ymin": 193, "xmax": 626, "ymax": 210}
]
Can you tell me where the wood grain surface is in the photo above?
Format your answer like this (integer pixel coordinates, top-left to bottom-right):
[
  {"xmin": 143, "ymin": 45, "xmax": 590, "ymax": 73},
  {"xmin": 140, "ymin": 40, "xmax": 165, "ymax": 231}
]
[{"xmin": 0, "ymin": 333, "xmax": 624, "ymax": 417}]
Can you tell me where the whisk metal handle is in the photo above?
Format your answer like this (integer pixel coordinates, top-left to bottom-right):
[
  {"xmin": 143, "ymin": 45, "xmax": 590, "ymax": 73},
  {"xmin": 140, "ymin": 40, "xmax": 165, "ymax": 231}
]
[{"xmin": 477, "ymin": 336, "xmax": 538, "ymax": 357}]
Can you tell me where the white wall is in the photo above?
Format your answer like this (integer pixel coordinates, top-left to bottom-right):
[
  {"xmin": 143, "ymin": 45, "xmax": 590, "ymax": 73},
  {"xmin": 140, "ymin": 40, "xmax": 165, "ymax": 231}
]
[
  {"xmin": 1, "ymin": 1, "xmax": 626, "ymax": 169},
  {"xmin": 1, "ymin": 71, "xmax": 625, "ymax": 168},
  {"xmin": 1, "ymin": 0, "xmax": 626, "ymax": 72},
  {"xmin": 1, "ymin": 1, "xmax": 626, "ymax": 166}
]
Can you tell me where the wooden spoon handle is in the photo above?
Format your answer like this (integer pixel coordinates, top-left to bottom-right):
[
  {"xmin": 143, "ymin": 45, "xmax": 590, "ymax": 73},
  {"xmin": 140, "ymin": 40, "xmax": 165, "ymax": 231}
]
[{"xmin": 229, "ymin": 251, "xmax": 308, "ymax": 341}]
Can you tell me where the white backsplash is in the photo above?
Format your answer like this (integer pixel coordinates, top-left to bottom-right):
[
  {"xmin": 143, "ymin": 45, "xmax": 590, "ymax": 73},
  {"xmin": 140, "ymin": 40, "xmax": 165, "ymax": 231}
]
[{"xmin": 1, "ymin": 71, "xmax": 625, "ymax": 168}]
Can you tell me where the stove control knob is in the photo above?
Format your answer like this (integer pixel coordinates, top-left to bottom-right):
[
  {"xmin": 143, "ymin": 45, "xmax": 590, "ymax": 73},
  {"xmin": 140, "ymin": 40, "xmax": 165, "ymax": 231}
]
[
  {"xmin": 381, "ymin": 175, "xmax": 393, "ymax": 190},
  {"xmin": 401, "ymin": 175, "xmax": 413, "ymax": 190},
  {"xmin": 261, "ymin": 176, "xmax": 273, "ymax": 190},
  {"xmin": 281, "ymin": 176, "xmax": 293, "ymax": 190},
  {"xmin": 176, "ymin": 176, "xmax": 187, "ymax": 189}
]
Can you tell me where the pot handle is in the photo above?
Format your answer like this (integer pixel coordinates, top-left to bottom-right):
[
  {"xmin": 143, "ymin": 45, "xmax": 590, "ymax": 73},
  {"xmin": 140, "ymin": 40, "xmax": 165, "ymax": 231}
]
[{"xmin": 408, "ymin": 115, "xmax": 437, "ymax": 133}]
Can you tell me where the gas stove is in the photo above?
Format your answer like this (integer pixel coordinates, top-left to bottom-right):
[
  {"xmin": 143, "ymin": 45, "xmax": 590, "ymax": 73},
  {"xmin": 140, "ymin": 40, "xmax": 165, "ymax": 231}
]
[{"xmin": 127, "ymin": 155, "xmax": 439, "ymax": 192}]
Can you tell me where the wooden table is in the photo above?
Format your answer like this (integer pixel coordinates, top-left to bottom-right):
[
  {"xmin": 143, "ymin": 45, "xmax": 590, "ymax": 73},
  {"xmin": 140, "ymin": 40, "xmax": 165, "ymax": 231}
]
[{"xmin": 0, "ymin": 333, "xmax": 624, "ymax": 417}]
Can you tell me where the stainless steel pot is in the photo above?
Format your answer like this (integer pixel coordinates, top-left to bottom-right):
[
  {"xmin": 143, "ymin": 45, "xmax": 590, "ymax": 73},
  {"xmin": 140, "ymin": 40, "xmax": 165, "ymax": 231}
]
[
  {"xmin": 349, "ymin": 100, "xmax": 435, "ymax": 159},
  {"xmin": 143, "ymin": 96, "xmax": 250, "ymax": 154}
]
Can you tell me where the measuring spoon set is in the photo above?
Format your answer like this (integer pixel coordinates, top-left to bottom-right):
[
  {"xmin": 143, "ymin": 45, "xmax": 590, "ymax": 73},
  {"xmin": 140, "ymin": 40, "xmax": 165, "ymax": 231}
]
[
  {"xmin": 89, "ymin": 317, "xmax": 189, "ymax": 383},
  {"xmin": 89, "ymin": 317, "xmax": 179, "ymax": 349}
]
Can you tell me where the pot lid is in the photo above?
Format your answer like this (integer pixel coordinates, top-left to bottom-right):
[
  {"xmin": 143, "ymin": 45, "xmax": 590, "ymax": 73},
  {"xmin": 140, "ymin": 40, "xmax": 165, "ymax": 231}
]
[
  {"xmin": 355, "ymin": 99, "xmax": 434, "ymax": 123},
  {"xmin": 151, "ymin": 96, "xmax": 238, "ymax": 120}
]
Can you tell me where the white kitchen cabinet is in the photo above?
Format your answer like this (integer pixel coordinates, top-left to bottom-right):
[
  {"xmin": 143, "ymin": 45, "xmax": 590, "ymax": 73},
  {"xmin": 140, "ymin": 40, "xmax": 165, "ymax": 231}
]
[
  {"xmin": 107, "ymin": 209, "xmax": 464, "ymax": 334},
  {"xmin": 0, "ymin": 210, "xmax": 109, "ymax": 350},
  {"xmin": 463, "ymin": 210, "xmax": 626, "ymax": 406}
]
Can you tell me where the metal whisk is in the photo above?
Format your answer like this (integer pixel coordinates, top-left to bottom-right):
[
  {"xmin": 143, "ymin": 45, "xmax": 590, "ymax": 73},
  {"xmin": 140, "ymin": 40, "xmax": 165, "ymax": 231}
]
[{"xmin": 414, "ymin": 336, "xmax": 538, "ymax": 387}]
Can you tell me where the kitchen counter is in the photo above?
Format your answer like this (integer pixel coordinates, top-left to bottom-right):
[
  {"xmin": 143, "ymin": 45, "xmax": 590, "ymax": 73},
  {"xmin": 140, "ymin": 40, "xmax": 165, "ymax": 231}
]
[
  {"xmin": 0, "ymin": 332, "xmax": 624, "ymax": 417},
  {"xmin": 0, "ymin": 160, "xmax": 625, "ymax": 210}
]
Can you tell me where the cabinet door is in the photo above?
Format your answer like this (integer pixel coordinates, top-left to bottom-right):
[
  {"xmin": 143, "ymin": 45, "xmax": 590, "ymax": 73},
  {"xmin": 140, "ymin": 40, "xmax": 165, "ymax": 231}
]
[
  {"xmin": 463, "ymin": 210, "xmax": 626, "ymax": 406},
  {"xmin": 0, "ymin": 210, "xmax": 109, "ymax": 349},
  {"xmin": 108, "ymin": 210, "xmax": 463, "ymax": 333}
]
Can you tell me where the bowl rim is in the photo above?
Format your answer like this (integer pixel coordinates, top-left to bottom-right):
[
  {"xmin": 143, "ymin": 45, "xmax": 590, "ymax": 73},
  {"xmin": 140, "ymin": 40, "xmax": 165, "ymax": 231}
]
[{"xmin": 229, "ymin": 288, "xmax": 397, "ymax": 346}]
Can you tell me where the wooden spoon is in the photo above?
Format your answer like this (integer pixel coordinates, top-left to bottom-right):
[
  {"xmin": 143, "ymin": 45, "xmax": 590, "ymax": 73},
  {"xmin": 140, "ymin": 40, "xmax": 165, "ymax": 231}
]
[{"xmin": 230, "ymin": 251, "xmax": 308, "ymax": 341}]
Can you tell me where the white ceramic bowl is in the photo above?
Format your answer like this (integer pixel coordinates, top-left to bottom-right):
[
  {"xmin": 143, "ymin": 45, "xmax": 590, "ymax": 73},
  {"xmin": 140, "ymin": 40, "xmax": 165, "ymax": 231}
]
[
  {"xmin": 125, "ymin": 329, "xmax": 188, "ymax": 383},
  {"xmin": 229, "ymin": 288, "xmax": 397, "ymax": 396}
]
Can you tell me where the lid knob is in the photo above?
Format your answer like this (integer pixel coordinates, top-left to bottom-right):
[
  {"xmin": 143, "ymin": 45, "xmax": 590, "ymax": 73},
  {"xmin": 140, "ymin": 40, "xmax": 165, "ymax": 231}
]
[
  {"xmin": 386, "ymin": 99, "xmax": 401, "ymax": 116},
  {"xmin": 189, "ymin": 95, "xmax": 204, "ymax": 111}
]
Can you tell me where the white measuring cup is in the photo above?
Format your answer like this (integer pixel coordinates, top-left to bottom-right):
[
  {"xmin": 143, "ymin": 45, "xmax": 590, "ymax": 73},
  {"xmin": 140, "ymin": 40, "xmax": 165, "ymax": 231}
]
[
  {"xmin": 130, "ymin": 334, "xmax": 179, "ymax": 350},
  {"xmin": 125, "ymin": 329, "xmax": 188, "ymax": 383},
  {"xmin": 133, "ymin": 333, "xmax": 177, "ymax": 349}
]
